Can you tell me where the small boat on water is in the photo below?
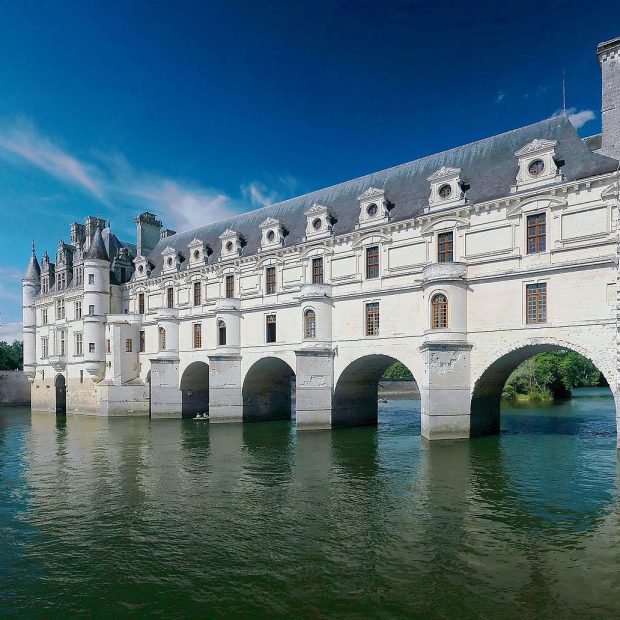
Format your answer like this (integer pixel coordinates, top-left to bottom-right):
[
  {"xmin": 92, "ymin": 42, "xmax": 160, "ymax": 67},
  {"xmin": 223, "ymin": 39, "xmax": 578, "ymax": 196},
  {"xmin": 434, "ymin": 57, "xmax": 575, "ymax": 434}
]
[
  {"xmin": 194, "ymin": 412, "xmax": 209, "ymax": 420},
  {"xmin": 378, "ymin": 398, "xmax": 388, "ymax": 403}
]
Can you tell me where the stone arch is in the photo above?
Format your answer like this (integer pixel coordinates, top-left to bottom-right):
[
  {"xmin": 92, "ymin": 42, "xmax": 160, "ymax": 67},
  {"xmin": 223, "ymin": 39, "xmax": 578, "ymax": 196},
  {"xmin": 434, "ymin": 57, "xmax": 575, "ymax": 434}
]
[
  {"xmin": 180, "ymin": 361, "xmax": 210, "ymax": 418},
  {"xmin": 54, "ymin": 374, "xmax": 66, "ymax": 415},
  {"xmin": 242, "ymin": 357, "xmax": 295, "ymax": 422},
  {"xmin": 470, "ymin": 337, "xmax": 617, "ymax": 438},
  {"xmin": 333, "ymin": 354, "xmax": 416, "ymax": 428}
]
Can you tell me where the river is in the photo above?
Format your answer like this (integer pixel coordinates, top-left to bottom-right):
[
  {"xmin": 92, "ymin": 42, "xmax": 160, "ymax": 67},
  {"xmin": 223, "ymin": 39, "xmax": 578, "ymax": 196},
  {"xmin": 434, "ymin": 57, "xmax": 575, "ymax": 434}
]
[{"xmin": 1, "ymin": 387, "xmax": 619, "ymax": 618}]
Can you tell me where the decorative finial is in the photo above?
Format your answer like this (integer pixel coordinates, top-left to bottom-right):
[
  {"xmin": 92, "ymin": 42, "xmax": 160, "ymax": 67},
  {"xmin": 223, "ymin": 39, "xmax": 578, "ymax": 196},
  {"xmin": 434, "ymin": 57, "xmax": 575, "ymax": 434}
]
[{"xmin": 31, "ymin": 240, "xmax": 35, "ymax": 255}]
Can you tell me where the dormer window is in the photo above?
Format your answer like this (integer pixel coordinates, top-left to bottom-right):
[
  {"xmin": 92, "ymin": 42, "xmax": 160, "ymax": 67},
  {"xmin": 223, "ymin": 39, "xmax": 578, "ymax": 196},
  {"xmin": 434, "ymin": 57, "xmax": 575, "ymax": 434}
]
[
  {"xmin": 259, "ymin": 218, "xmax": 284, "ymax": 250},
  {"xmin": 161, "ymin": 246, "xmax": 181, "ymax": 273},
  {"xmin": 357, "ymin": 187, "xmax": 389, "ymax": 228},
  {"xmin": 219, "ymin": 229, "xmax": 241, "ymax": 260},
  {"xmin": 427, "ymin": 167, "xmax": 465, "ymax": 211},
  {"xmin": 188, "ymin": 238, "xmax": 209, "ymax": 266},
  {"xmin": 304, "ymin": 204, "xmax": 333, "ymax": 240},
  {"xmin": 513, "ymin": 139, "xmax": 561, "ymax": 192}
]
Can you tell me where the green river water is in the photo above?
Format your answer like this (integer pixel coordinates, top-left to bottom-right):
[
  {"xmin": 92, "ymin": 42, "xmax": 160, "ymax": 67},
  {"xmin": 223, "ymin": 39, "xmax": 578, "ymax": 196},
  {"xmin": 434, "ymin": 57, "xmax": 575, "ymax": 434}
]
[{"xmin": 1, "ymin": 387, "xmax": 619, "ymax": 618}]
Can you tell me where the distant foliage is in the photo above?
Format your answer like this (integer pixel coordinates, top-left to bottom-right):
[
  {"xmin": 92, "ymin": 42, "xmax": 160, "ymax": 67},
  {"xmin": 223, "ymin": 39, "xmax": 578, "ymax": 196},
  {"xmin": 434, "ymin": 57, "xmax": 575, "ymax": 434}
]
[
  {"xmin": 502, "ymin": 351, "xmax": 601, "ymax": 402},
  {"xmin": 382, "ymin": 362, "xmax": 413, "ymax": 380},
  {"xmin": 0, "ymin": 341, "xmax": 23, "ymax": 371}
]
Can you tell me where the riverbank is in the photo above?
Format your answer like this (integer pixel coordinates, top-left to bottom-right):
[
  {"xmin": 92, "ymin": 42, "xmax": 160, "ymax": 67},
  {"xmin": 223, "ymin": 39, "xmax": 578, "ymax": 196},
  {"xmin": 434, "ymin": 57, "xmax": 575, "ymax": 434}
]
[{"xmin": 378, "ymin": 379, "xmax": 419, "ymax": 397}]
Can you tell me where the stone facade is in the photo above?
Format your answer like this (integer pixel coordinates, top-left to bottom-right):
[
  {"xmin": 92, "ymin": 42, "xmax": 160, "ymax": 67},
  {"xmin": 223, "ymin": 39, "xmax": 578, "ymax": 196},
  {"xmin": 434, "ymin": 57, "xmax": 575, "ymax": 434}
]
[{"xmin": 23, "ymin": 37, "xmax": 620, "ymax": 444}]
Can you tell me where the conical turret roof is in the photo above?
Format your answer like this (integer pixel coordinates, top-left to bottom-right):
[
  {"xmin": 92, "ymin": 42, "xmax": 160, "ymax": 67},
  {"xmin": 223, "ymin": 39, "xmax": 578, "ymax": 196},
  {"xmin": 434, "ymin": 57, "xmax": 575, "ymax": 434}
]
[
  {"xmin": 24, "ymin": 242, "xmax": 41, "ymax": 281},
  {"xmin": 85, "ymin": 227, "xmax": 109, "ymax": 261}
]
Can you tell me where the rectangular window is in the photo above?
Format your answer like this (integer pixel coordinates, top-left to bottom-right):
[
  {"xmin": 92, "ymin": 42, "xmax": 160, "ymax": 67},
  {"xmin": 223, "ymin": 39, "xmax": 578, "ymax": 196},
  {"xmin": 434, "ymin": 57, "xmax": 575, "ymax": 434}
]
[
  {"xmin": 88, "ymin": 305, "xmax": 95, "ymax": 316},
  {"xmin": 89, "ymin": 342, "xmax": 95, "ymax": 353},
  {"xmin": 59, "ymin": 331, "xmax": 66, "ymax": 356},
  {"xmin": 42, "ymin": 308, "xmax": 48, "ymax": 325},
  {"xmin": 88, "ymin": 273, "xmax": 94, "ymax": 285},
  {"xmin": 225, "ymin": 275, "xmax": 234, "ymax": 299},
  {"xmin": 75, "ymin": 332, "xmax": 83, "ymax": 356},
  {"xmin": 75, "ymin": 301, "xmax": 82, "ymax": 320},
  {"xmin": 266, "ymin": 267, "xmax": 276, "ymax": 295},
  {"xmin": 312, "ymin": 257, "xmax": 324, "ymax": 284},
  {"xmin": 107, "ymin": 339, "xmax": 111, "ymax": 354},
  {"xmin": 139, "ymin": 330, "xmax": 145, "ymax": 353},
  {"xmin": 366, "ymin": 246, "xmax": 379, "ymax": 279},
  {"xmin": 526, "ymin": 283, "xmax": 547, "ymax": 324},
  {"xmin": 193, "ymin": 282, "xmax": 202, "ymax": 306},
  {"xmin": 138, "ymin": 293, "xmax": 145, "ymax": 314},
  {"xmin": 166, "ymin": 287, "xmax": 174, "ymax": 309},
  {"xmin": 76, "ymin": 267, "xmax": 83, "ymax": 286},
  {"xmin": 57, "ymin": 272, "xmax": 66, "ymax": 290},
  {"xmin": 365, "ymin": 302, "xmax": 380, "ymax": 336},
  {"xmin": 125, "ymin": 338, "xmax": 132, "ymax": 353},
  {"xmin": 42, "ymin": 277, "xmax": 49, "ymax": 294},
  {"xmin": 527, "ymin": 213, "xmax": 546, "ymax": 254},
  {"xmin": 266, "ymin": 314, "xmax": 277, "ymax": 343},
  {"xmin": 438, "ymin": 232, "xmax": 454, "ymax": 263},
  {"xmin": 56, "ymin": 298, "xmax": 65, "ymax": 319},
  {"xmin": 193, "ymin": 323, "xmax": 202, "ymax": 348},
  {"xmin": 41, "ymin": 337, "xmax": 48, "ymax": 358}
]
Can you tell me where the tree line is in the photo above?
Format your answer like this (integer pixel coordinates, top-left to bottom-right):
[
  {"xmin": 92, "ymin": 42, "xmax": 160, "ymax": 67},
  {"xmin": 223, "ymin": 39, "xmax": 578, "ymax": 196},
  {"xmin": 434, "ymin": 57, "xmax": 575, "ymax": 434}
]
[{"xmin": 0, "ymin": 341, "xmax": 23, "ymax": 371}]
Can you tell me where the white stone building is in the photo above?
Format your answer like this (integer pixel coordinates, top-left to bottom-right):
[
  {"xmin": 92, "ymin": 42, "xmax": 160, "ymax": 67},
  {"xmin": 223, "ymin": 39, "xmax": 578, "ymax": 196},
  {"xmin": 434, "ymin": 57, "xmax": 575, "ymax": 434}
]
[{"xmin": 23, "ymin": 37, "xmax": 620, "ymax": 443}]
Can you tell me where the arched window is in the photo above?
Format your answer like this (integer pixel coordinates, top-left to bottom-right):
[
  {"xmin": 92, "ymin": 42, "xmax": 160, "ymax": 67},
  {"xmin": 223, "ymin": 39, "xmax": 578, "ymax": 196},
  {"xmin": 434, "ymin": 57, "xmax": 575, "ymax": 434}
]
[
  {"xmin": 431, "ymin": 294, "xmax": 448, "ymax": 329},
  {"xmin": 217, "ymin": 320, "xmax": 226, "ymax": 346},
  {"xmin": 304, "ymin": 309, "xmax": 316, "ymax": 339},
  {"xmin": 159, "ymin": 327, "xmax": 166, "ymax": 350}
]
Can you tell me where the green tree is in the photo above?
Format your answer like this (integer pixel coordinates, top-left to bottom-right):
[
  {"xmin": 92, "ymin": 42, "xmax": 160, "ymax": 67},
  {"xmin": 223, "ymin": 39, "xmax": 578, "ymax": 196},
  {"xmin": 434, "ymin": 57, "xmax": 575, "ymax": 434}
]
[
  {"xmin": 382, "ymin": 362, "xmax": 413, "ymax": 380},
  {"xmin": 0, "ymin": 341, "xmax": 23, "ymax": 371}
]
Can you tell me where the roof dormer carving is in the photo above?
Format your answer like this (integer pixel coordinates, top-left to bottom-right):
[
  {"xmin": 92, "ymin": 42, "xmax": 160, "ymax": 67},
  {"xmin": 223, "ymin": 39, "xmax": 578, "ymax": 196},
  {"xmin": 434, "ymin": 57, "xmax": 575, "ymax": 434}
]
[
  {"xmin": 188, "ymin": 238, "xmax": 210, "ymax": 266},
  {"xmin": 513, "ymin": 139, "xmax": 561, "ymax": 192},
  {"xmin": 259, "ymin": 217, "xmax": 285, "ymax": 250},
  {"xmin": 427, "ymin": 166, "xmax": 466, "ymax": 211},
  {"xmin": 356, "ymin": 187, "xmax": 390, "ymax": 229},
  {"xmin": 161, "ymin": 245, "xmax": 182, "ymax": 273},
  {"xmin": 304, "ymin": 203, "xmax": 333, "ymax": 240},
  {"xmin": 133, "ymin": 255, "xmax": 152, "ymax": 279},
  {"xmin": 219, "ymin": 229, "xmax": 242, "ymax": 260}
]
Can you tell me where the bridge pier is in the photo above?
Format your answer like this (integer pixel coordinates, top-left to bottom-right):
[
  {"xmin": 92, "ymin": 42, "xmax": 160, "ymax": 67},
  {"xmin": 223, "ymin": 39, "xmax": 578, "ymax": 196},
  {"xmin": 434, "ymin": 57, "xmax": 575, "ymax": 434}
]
[
  {"xmin": 149, "ymin": 357, "xmax": 182, "ymax": 418},
  {"xmin": 208, "ymin": 354, "xmax": 243, "ymax": 423},
  {"xmin": 420, "ymin": 342, "xmax": 472, "ymax": 441},
  {"xmin": 295, "ymin": 349, "xmax": 334, "ymax": 430}
]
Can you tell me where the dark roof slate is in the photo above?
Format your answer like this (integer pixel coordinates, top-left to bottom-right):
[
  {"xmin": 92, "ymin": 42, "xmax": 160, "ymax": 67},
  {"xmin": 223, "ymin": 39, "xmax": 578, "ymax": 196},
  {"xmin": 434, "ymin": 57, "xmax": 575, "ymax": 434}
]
[
  {"xmin": 146, "ymin": 114, "xmax": 618, "ymax": 277},
  {"xmin": 24, "ymin": 251, "xmax": 41, "ymax": 281},
  {"xmin": 85, "ymin": 228, "xmax": 109, "ymax": 261}
]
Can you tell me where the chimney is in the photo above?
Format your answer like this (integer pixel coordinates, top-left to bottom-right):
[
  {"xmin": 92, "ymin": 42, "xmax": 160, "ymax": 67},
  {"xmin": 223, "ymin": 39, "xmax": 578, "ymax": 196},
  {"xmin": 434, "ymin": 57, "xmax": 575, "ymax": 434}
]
[
  {"xmin": 598, "ymin": 36, "xmax": 620, "ymax": 159},
  {"xmin": 135, "ymin": 212, "xmax": 163, "ymax": 257}
]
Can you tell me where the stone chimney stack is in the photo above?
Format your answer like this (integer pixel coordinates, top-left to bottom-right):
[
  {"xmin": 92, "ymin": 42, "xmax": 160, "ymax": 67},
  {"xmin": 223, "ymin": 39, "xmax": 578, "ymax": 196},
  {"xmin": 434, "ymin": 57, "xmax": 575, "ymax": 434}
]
[
  {"xmin": 598, "ymin": 36, "xmax": 620, "ymax": 160},
  {"xmin": 135, "ymin": 212, "xmax": 163, "ymax": 257}
]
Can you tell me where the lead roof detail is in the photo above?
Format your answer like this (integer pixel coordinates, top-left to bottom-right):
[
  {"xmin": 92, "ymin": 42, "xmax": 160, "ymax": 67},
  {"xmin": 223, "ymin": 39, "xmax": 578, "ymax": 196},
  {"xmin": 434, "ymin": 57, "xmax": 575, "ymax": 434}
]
[{"xmin": 144, "ymin": 114, "xmax": 618, "ymax": 278}]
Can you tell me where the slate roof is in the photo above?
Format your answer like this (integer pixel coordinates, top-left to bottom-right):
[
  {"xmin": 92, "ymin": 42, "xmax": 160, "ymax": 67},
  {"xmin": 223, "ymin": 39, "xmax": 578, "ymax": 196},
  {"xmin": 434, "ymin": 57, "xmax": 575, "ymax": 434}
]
[
  {"xmin": 23, "ymin": 249, "xmax": 41, "ymax": 281},
  {"xmin": 146, "ymin": 114, "xmax": 618, "ymax": 277},
  {"xmin": 85, "ymin": 228, "xmax": 109, "ymax": 261}
]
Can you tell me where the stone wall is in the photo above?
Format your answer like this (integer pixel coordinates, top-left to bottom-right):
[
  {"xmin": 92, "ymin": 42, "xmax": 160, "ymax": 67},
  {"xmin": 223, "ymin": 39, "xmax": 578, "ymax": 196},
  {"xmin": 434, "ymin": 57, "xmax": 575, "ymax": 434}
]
[
  {"xmin": 0, "ymin": 371, "xmax": 31, "ymax": 406},
  {"xmin": 378, "ymin": 380, "xmax": 420, "ymax": 397}
]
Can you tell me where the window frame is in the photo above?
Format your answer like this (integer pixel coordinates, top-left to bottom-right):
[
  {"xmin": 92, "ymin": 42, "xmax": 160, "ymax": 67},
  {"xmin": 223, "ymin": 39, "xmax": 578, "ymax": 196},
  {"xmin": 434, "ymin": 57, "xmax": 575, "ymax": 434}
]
[
  {"xmin": 311, "ymin": 257, "xmax": 324, "ymax": 284},
  {"xmin": 125, "ymin": 338, "xmax": 133, "ymax": 353},
  {"xmin": 265, "ymin": 313, "xmax": 277, "ymax": 343},
  {"xmin": 437, "ymin": 231, "xmax": 454, "ymax": 263},
  {"xmin": 303, "ymin": 308, "xmax": 317, "ymax": 339},
  {"xmin": 431, "ymin": 293, "xmax": 448, "ymax": 329},
  {"xmin": 139, "ymin": 330, "xmax": 145, "ymax": 353},
  {"xmin": 138, "ymin": 292, "xmax": 145, "ymax": 314},
  {"xmin": 193, "ymin": 282, "xmax": 202, "ymax": 306},
  {"xmin": 193, "ymin": 322, "xmax": 202, "ymax": 349},
  {"xmin": 75, "ymin": 332, "xmax": 83, "ymax": 356},
  {"xmin": 217, "ymin": 320, "xmax": 227, "ymax": 346},
  {"xmin": 526, "ymin": 282, "xmax": 547, "ymax": 324},
  {"xmin": 365, "ymin": 246, "xmax": 380, "ymax": 279},
  {"xmin": 526, "ymin": 212, "xmax": 546, "ymax": 254},
  {"xmin": 225, "ymin": 274, "xmax": 234, "ymax": 299},
  {"xmin": 365, "ymin": 302, "xmax": 380, "ymax": 336},
  {"xmin": 265, "ymin": 266, "xmax": 276, "ymax": 295},
  {"xmin": 166, "ymin": 287, "xmax": 174, "ymax": 309}
]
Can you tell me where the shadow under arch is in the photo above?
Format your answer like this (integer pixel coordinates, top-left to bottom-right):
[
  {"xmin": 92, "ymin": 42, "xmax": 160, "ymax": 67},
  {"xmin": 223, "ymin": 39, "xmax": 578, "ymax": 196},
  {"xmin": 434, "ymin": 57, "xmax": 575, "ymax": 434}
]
[
  {"xmin": 180, "ymin": 361, "xmax": 209, "ymax": 418},
  {"xmin": 54, "ymin": 374, "xmax": 66, "ymax": 415},
  {"xmin": 333, "ymin": 354, "xmax": 416, "ymax": 428},
  {"xmin": 471, "ymin": 339, "xmax": 617, "ymax": 438},
  {"xmin": 242, "ymin": 357, "xmax": 295, "ymax": 422}
]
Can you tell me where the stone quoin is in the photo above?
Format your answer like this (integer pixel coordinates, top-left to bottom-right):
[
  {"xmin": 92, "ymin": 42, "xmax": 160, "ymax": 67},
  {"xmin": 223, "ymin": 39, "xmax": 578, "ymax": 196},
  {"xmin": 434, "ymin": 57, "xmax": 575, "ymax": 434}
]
[{"xmin": 23, "ymin": 37, "xmax": 620, "ymax": 444}]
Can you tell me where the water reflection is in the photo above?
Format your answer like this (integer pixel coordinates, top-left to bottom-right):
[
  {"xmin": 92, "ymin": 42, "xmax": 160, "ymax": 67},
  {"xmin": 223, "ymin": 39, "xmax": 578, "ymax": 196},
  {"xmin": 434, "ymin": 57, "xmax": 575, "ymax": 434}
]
[{"xmin": 0, "ymin": 390, "xmax": 618, "ymax": 616}]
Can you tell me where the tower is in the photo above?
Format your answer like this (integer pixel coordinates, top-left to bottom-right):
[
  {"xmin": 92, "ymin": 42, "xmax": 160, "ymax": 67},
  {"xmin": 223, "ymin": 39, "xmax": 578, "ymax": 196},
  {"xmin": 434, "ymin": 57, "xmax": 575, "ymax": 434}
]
[
  {"xmin": 598, "ymin": 36, "xmax": 620, "ymax": 160},
  {"xmin": 22, "ymin": 242, "xmax": 40, "ymax": 381},
  {"xmin": 82, "ymin": 227, "xmax": 110, "ymax": 381}
]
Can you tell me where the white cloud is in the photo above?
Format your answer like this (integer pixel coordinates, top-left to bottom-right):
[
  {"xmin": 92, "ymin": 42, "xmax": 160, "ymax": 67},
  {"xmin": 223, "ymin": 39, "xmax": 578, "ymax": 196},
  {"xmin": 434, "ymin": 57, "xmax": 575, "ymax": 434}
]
[
  {"xmin": 0, "ymin": 322, "xmax": 23, "ymax": 343},
  {"xmin": 0, "ymin": 121, "xmax": 103, "ymax": 197},
  {"xmin": 0, "ymin": 119, "xmax": 297, "ymax": 234},
  {"xmin": 0, "ymin": 266, "xmax": 23, "ymax": 303},
  {"xmin": 552, "ymin": 107, "xmax": 596, "ymax": 130},
  {"xmin": 495, "ymin": 90, "xmax": 506, "ymax": 103}
]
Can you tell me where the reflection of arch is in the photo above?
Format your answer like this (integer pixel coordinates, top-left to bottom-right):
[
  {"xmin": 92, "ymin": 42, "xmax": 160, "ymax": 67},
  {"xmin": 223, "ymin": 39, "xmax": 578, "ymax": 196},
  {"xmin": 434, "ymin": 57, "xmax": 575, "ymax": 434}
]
[
  {"xmin": 180, "ymin": 362, "xmax": 209, "ymax": 418},
  {"xmin": 471, "ymin": 338, "xmax": 617, "ymax": 437},
  {"xmin": 333, "ymin": 355, "xmax": 416, "ymax": 428},
  {"xmin": 243, "ymin": 357, "xmax": 295, "ymax": 422},
  {"xmin": 54, "ymin": 374, "xmax": 66, "ymax": 415}
]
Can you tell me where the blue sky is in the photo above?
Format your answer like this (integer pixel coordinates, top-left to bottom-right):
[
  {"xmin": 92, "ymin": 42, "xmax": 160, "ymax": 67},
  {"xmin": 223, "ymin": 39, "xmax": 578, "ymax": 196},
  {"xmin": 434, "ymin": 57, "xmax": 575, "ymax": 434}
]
[{"xmin": 1, "ymin": 0, "xmax": 619, "ymax": 338}]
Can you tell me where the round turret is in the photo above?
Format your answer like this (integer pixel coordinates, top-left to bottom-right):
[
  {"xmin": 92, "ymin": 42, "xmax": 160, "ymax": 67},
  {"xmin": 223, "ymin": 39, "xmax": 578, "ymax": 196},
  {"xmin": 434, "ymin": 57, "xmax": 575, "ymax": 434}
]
[{"xmin": 22, "ymin": 242, "xmax": 40, "ymax": 381}]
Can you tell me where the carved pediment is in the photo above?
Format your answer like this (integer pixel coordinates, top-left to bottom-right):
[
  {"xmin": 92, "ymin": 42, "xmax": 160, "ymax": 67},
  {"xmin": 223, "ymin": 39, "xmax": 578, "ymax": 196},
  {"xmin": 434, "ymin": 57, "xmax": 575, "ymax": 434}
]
[
  {"xmin": 515, "ymin": 139, "xmax": 557, "ymax": 157},
  {"xmin": 357, "ymin": 186, "xmax": 385, "ymax": 202},
  {"xmin": 427, "ymin": 166, "xmax": 461, "ymax": 182},
  {"xmin": 219, "ymin": 228, "xmax": 238, "ymax": 240},
  {"xmin": 259, "ymin": 217, "xmax": 280, "ymax": 229},
  {"xmin": 304, "ymin": 203, "xmax": 329, "ymax": 217}
]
